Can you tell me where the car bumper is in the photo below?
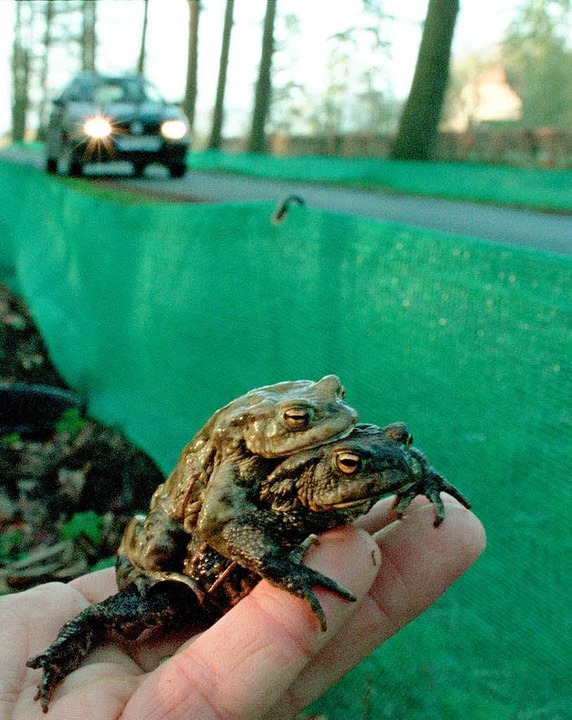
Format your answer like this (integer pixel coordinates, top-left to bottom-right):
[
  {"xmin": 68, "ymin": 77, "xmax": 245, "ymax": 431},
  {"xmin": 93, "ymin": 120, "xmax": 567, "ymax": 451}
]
[{"xmin": 70, "ymin": 137, "xmax": 188, "ymax": 165}]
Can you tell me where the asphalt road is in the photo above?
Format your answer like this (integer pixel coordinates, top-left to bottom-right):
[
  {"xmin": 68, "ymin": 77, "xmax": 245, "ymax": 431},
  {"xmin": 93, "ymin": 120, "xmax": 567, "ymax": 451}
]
[{"xmin": 2, "ymin": 146, "xmax": 570, "ymax": 255}]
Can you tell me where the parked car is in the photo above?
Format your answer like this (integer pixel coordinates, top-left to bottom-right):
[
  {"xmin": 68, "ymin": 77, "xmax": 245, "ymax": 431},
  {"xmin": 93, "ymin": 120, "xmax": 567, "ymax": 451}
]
[{"xmin": 45, "ymin": 73, "xmax": 190, "ymax": 178}]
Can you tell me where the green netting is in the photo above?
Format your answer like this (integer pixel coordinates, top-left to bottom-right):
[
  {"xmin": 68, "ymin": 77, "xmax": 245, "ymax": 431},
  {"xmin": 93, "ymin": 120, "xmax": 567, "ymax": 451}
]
[
  {"xmin": 189, "ymin": 150, "xmax": 572, "ymax": 212},
  {"xmin": 1, "ymin": 161, "xmax": 570, "ymax": 719},
  {"xmin": 10, "ymin": 143, "xmax": 572, "ymax": 211}
]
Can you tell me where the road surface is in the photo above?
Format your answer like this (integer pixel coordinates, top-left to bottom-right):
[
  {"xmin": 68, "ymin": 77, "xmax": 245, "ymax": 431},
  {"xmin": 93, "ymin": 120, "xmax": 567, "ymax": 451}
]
[{"xmin": 1, "ymin": 146, "xmax": 570, "ymax": 255}]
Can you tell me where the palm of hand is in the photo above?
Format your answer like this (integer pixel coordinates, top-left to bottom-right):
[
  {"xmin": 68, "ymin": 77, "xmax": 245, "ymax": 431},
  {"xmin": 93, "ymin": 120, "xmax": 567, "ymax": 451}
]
[{"xmin": 1, "ymin": 498, "xmax": 484, "ymax": 720}]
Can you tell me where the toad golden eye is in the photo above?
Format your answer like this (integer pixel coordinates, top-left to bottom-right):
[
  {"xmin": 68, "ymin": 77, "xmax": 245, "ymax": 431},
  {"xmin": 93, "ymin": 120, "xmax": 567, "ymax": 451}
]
[
  {"xmin": 336, "ymin": 452, "xmax": 361, "ymax": 474},
  {"xmin": 284, "ymin": 408, "xmax": 310, "ymax": 428}
]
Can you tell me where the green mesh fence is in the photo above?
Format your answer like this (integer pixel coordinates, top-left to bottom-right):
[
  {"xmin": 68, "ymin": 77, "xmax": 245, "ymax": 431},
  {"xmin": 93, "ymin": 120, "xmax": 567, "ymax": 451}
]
[
  {"xmin": 1, "ymin": 161, "xmax": 570, "ymax": 719},
  {"xmin": 189, "ymin": 150, "xmax": 572, "ymax": 212}
]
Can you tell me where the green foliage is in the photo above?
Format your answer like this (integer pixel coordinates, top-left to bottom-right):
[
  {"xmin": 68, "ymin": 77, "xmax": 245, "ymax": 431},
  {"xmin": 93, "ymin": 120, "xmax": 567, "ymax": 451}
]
[
  {"xmin": 60, "ymin": 511, "xmax": 104, "ymax": 546},
  {"xmin": 90, "ymin": 556, "xmax": 116, "ymax": 572},
  {"xmin": 0, "ymin": 432, "xmax": 23, "ymax": 447},
  {"xmin": 0, "ymin": 530, "xmax": 25, "ymax": 563},
  {"xmin": 502, "ymin": 0, "xmax": 572, "ymax": 127},
  {"xmin": 271, "ymin": 6, "xmax": 398, "ymax": 136},
  {"xmin": 55, "ymin": 408, "xmax": 87, "ymax": 438}
]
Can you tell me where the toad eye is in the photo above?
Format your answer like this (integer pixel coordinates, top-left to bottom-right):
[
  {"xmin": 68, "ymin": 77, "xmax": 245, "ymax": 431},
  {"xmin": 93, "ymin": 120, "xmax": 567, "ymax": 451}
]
[
  {"xmin": 335, "ymin": 451, "xmax": 361, "ymax": 474},
  {"xmin": 283, "ymin": 407, "xmax": 311, "ymax": 429}
]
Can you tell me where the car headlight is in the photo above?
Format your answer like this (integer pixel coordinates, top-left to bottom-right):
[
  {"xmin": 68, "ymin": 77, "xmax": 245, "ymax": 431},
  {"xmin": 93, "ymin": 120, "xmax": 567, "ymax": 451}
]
[
  {"xmin": 83, "ymin": 116, "xmax": 112, "ymax": 139},
  {"xmin": 161, "ymin": 119, "xmax": 188, "ymax": 140}
]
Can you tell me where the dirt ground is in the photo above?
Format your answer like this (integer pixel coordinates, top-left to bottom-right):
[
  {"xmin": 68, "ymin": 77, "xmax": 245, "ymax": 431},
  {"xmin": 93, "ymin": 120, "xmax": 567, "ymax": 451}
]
[{"xmin": 0, "ymin": 282, "xmax": 165, "ymax": 593}]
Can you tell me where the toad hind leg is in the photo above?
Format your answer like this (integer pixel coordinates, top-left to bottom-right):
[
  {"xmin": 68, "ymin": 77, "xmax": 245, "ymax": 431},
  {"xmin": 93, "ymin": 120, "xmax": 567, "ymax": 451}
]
[{"xmin": 27, "ymin": 584, "xmax": 203, "ymax": 712}]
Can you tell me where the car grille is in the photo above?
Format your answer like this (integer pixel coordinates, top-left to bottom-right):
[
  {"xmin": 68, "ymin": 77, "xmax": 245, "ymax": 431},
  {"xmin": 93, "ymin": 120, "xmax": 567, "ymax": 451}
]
[{"xmin": 112, "ymin": 120, "xmax": 162, "ymax": 136}]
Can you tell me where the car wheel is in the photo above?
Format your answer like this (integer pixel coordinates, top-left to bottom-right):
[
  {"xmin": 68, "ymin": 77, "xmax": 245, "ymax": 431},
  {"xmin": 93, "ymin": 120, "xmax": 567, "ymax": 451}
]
[
  {"xmin": 133, "ymin": 163, "xmax": 146, "ymax": 178},
  {"xmin": 168, "ymin": 162, "xmax": 186, "ymax": 179},
  {"xmin": 46, "ymin": 157, "xmax": 58, "ymax": 174},
  {"xmin": 68, "ymin": 158, "xmax": 84, "ymax": 177}
]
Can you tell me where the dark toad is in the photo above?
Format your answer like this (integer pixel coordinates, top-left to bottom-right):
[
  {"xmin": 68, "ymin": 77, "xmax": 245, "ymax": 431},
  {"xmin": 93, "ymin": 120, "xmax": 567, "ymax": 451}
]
[
  {"xmin": 116, "ymin": 375, "xmax": 358, "ymax": 594},
  {"xmin": 27, "ymin": 420, "xmax": 470, "ymax": 711}
]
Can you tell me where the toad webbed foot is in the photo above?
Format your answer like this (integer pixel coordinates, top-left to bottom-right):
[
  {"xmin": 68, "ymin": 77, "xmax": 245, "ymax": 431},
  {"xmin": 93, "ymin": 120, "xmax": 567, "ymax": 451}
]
[
  {"xmin": 262, "ymin": 540, "xmax": 357, "ymax": 631},
  {"xmin": 393, "ymin": 448, "xmax": 471, "ymax": 526}
]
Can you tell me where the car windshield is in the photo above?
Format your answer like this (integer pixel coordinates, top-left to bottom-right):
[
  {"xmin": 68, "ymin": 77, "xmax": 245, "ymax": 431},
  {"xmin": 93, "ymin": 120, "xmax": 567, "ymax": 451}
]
[{"xmin": 65, "ymin": 77, "xmax": 163, "ymax": 104}]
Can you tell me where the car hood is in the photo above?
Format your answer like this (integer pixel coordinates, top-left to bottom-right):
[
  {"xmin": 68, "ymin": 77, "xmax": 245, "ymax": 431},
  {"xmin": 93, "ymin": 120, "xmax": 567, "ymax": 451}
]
[{"xmin": 64, "ymin": 101, "xmax": 185, "ymax": 123}]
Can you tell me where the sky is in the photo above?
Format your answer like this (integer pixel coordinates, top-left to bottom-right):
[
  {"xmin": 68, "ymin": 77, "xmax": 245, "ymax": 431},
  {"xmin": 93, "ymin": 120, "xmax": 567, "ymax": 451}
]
[{"xmin": 0, "ymin": 0, "xmax": 525, "ymax": 139}]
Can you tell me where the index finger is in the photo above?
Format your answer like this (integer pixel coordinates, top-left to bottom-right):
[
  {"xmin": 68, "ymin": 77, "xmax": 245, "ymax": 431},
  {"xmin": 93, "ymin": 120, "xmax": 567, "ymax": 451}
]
[
  {"xmin": 264, "ymin": 499, "xmax": 485, "ymax": 719},
  {"xmin": 120, "ymin": 526, "xmax": 382, "ymax": 720},
  {"xmin": 69, "ymin": 567, "xmax": 118, "ymax": 603}
]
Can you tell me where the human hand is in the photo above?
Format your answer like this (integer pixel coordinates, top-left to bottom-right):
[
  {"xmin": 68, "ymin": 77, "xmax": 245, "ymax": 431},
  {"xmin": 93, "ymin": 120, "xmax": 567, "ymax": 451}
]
[{"xmin": 1, "ymin": 496, "xmax": 485, "ymax": 720}]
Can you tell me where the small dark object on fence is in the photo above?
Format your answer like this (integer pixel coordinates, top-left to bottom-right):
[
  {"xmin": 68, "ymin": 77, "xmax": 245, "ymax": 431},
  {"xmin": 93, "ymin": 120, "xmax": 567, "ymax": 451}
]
[{"xmin": 271, "ymin": 195, "xmax": 306, "ymax": 224}]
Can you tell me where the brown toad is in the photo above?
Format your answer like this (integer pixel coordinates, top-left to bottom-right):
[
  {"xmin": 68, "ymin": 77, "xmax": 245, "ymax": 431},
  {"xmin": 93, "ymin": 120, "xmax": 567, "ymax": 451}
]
[
  {"xmin": 27, "ymin": 419, "xmax": 470, "ymax": 711},
  {"xmin": 116, "ymin": 375, "xmax": 358, "ymax": 594}
]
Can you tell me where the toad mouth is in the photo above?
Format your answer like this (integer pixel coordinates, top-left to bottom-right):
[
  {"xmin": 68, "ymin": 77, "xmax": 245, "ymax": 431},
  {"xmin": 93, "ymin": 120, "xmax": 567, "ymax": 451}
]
[
  {"xmin": 303, "ymin": 424, "xmax": 356, "ymax": 450},
  {"xmin": 264, "ymin": 424, "xmax": 357, "ymax": 458}
]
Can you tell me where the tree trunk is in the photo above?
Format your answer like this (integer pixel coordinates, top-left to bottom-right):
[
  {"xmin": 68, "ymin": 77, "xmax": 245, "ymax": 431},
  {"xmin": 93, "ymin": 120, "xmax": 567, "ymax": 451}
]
[
  {"xmin": 208, "ymin": 0, "xmax": 234, "ymax": 150},
  {"xmin": 36, "ymin": 0, "xmax": 55, "ymax": 139},
  {"xmin": 11, "ymin": 0, "xmax": 31, "ymax": 143},
  {"xmin": 136, "ymin": 0, "xmax": 149, "ymax": 74},
  {"xmin": 247, "ymin": 0, "xmax": 277, "ymax": 153},
  {"xmin": 82, "ymin": 0, "xmax": 97, "ymax": 72},
  {"xmin": 183, "ymin": 0, "xmax": 201, "ymax": 132},
  {"xmin": 390, "ymin": 0, "xmax": 459, "ymax": 161}
]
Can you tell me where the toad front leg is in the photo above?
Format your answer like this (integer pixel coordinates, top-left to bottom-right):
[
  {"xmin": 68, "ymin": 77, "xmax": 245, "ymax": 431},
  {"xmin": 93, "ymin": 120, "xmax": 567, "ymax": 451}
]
[
  {"xmin": 251, "ymin": 529, "xmax": 357, "ymax": 631},
  {"xmin": 198, "ymin": 509, "xmax": 356, "ymax": 631},
  {"xmin": 195, "ymin": 462, "xmax": 356, "ymax": 630},
  {"xmin": 27, "ymin": 584, "xmax": 207, "ymax": 712},
  {"xmin": 393, "ymin": 447, "xmax": 471, "ymax": 526}
]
